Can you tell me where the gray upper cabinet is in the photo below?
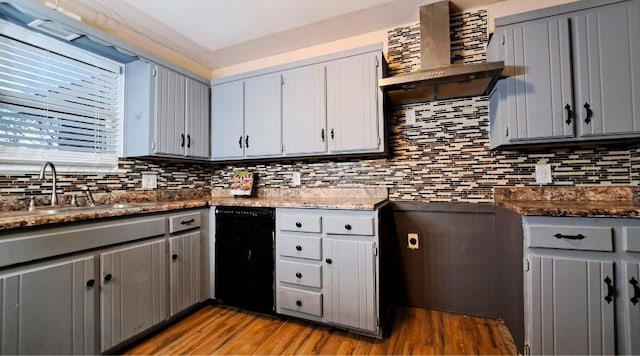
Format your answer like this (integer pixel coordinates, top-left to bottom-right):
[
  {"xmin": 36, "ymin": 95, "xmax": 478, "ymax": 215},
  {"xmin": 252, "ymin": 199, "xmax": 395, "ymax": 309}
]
[
  {"xmin": 490, "ymin": 0, "xmax": 640, "ymax": 148},
  {"xmin": 326, "ymin": 52, "xmax": 383, "ymax": 154},
  {"xmin": 244, "ymin": 73, "xmax": 283, "ymax": 158},
  {"xmin": 125, "ymin": 60, "xmax": 210, "ymax": 159},
  {"xmin": 282, "ymin": 64, "xmax": 327, "ymax": 156},
  {"xmin": 211, "ymin": 80, "xmax": 245, "ymax": 160},
  {"xmin": 100, "ymin": 238, "xmax": 168, "ymax": 352},
  {"xmin": 210, "ymin": 46, "xmax": 384, "ymax": 161},
  {"xmin": 0, "ymin": 255, "xmax": 96, "ymax": 355}
]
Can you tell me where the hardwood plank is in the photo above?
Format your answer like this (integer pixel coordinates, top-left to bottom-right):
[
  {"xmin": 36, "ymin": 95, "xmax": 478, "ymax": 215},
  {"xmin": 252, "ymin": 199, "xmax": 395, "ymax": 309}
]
[{"xmin": 123, "ymin": 305, "xmax": 516, "ymax": 355}]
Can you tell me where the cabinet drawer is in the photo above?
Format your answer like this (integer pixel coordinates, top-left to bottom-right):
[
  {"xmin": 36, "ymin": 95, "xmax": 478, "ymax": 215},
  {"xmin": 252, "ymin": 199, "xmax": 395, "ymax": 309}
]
[
  {"xmin": 278, "ymin": 235, "xmax": 322, "ymax": 260},
  {"xmin": 279, "ymin": 287, "xmax": 322, "ymax": 317},
  {"xmin": 169, "ymin": 212, "xmax": 201, "ymax": 234},
  {"xmin": 623, "ymin": 227, "xmax": 640, "ymax": 252},
  {"xmin": 324, "ymin": 216, "xmax": 374, "ymax": 236},
  {"xmin": 279, "ymin": 214, "xmax": 321, "ymax": 233},
  {"xmin": 527, "ymin": 224, "xmax": 613, "ymax": 251},
  {"xmin": 278, "ymin": 260, "xmax": 322, "ymax": 288}
]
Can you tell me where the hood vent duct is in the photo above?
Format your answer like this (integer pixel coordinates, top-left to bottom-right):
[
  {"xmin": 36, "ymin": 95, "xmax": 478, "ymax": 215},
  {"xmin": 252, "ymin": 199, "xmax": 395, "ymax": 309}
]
[{"xmin": 379, "ymin": 1, "xmax": 503, "ymax": 105}]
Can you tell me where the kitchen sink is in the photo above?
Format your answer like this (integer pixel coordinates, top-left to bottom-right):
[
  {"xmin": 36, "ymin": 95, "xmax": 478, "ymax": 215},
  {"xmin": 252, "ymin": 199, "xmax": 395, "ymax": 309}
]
[{"xmin": 0, "ymin": 202, "xmax": 157, "ymax": 219}]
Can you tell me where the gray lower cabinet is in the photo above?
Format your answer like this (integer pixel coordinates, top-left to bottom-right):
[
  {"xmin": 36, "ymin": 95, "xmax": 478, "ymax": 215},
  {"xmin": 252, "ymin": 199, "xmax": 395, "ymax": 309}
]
[
  {"xmin": 523, "ymin": 216, "xmax": 640, "ymax": 355},
  {"xmin": 169, "ymin": 231, "xmax": 202, "ymax": 316},
  {"xmin": 100, "ymin": 238, "xmax": 168, "ymax": 352},
  {"xmin": 0, "ymin": 255, "xmax": 96, "ymax": 355},
  {"xmin": 275, "ymin": 208, "xmax": 381, "ymax": 336},
  {"xmin": 489, "ymin": 0, "xmax": 640, "ymax": 148}
]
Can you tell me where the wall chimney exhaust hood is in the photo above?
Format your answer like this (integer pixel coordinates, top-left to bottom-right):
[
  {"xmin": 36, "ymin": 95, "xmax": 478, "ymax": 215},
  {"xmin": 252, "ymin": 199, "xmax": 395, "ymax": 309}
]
[{"xmin": 379, "ymin": 1, "xmax": 503, "ymax": 105}]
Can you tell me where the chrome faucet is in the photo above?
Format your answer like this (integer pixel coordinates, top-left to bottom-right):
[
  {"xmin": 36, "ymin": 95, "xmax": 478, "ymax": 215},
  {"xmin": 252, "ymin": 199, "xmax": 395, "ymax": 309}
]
[
  {"xmin": 82, "ymin": 186, "xmax": 96, "ymax": 207},
  {"xmin": 38, "ymin": 161, "xmax": 58, "ymax": 206}
]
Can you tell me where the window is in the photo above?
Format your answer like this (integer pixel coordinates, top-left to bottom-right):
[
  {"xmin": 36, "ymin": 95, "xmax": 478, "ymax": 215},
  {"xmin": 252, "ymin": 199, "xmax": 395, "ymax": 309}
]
[{"xmin": 0, "ymin": 19, "xmax": 124, "ymax": 172}]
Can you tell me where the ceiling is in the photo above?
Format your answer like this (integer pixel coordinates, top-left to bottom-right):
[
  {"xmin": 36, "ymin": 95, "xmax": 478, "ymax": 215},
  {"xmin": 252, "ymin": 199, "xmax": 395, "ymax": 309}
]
[{"xmin": 70, "ymin": 0, "xmax": 503, "ymax": 71}]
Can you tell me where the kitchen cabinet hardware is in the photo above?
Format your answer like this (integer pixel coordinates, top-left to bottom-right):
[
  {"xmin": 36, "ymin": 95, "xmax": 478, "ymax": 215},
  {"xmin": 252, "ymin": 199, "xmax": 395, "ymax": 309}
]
[
  {"xmin": 245, "ymin": 135, "xmax": 249, "ymax": 148},
  {"xmin": 325, "ymin": 258, "xmax": 332, "ymax": 264},
  {"xmin": 554, "ymin": 233, "xmax": 585, "ymax": 240},
  {"xmin": 180, "ymin": 218, "xmax": 195, "ymax": 225},
  {"xmin": 295, "ymin": 222, "xmax": 302, "ymax": 228},
  {"xmin": 296, "ymin": 245, "xmax": 302, "ymax": 251},
  {"xmin": 295, "ymin": 272, "xmax": 302, "ymax": 278},
  {"xmin": 564, "ymin": 104, "xmax": 573, "ymax": 125},
  {"xmin": 103, "ymin": 273, "xmax": 112, "ymax": 282},
  {"xmin": 181, "ymin": 133, "xmax": 185, "ymax": 147},
  {"xmin": 238, "ymin": 136, "xmax": 243, "ymax": 148},
  {"xmin": 187, "ymin": 134, "xmax": 191, "ymax": 148},
  {"xmin": 330, "ymin": 128, "xmax": 335, "ymax": 139},
  {"xmin": 584, "ymin": 102, "xmax": 593, "ymax": 124},
  {"xmin": 296, "ymin": 300, "xmax": 302, "ymax": 307},
  {"xmin": 172, "ymin": 254, "xmax": 178, "ymax": 261},
  {"xmin": 86, "ymin": 279, "xmax": 95, "ymax": 287},
  {"xmin": 631, "ymin": 277, "xmax": 639, "ymax": 305},
  {"xmin": 321, "ymin": 129, "xmax": 325, "ymax": 142},
  {"xmin": 604, "ymin": 276, "xmax": 614, "ymax": 303},
  {"xmin": 344, "ymin": 224, "xmax": 352, "ymax": 231}
]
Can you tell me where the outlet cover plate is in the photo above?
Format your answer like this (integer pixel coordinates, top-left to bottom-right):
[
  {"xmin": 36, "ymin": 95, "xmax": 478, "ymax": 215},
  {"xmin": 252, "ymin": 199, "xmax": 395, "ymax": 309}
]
[
  {"xmin": 292, "ymin": 172, "xmax": 301, "ymax": 186},
  {"xmin": 406, "ymin": 108, "xmax": 416, "ymax": 125},
  {"xmin": 407, "ymin": 233, "xmax": 419, "ymax": 250},
  {"xmin": 535, "ymin": 164, "xmax": 552, "ymax": 184},
  {"xmin": 142, "ymin": 174, "xmax": 157, "ymax": 189}
]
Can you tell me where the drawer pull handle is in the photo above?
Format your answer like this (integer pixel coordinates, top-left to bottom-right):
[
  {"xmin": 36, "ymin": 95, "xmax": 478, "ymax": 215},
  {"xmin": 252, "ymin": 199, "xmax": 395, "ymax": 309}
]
[
  {"xmin": 104, "ymin": 273, "xmax": 112, "ymax": 282},
  {"xmin": 604, "ymin": 276, "xmax": 614, "ymax": 304},
  {"xmin": 86, "ymin": 279, "xmax": 95, "ymax": 288},
  {"xmin": 554, "ymin": 233, "xmax": 585, "ymax": 240},
  {"xmin": 295, "ymin": 245, "xmax": 302, "ymax": 251},
  {"xmin": 180, "ymin": 219, "xmax": 195, "ymax": 225},
  {"xmin": 295, "ymin": 272, "xmax": 302, "ymax": 278},
  {"xmin": 325, "ymin": 258, "xmax": 332, "ymax": 264},
  {"xmin": 345, "ymin": 224, "xmax": 352, "ymax": 231},
  {"xmin": 564, "ymin": 104, "xmax": 573, "ymax": 125},
  {"xmin": 172, "ymin": 254, "xmax": 178, "ymax": 261},
  {"xmin": 296, "ymin": 300, "xmax": 302, "ymax": 307},
  {"xmin": 295, "ymin": 222, "xmax": 302, "ymax": 228},
  {"xmin": 631, "ymin": 277, "xmax": 639, "ymax": 305}
]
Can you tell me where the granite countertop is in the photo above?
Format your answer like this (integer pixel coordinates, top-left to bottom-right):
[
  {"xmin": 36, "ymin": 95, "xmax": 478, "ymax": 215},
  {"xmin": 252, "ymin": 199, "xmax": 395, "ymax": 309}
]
[
  {"xmin": 0, "ymin": 187, "xmax": 389, "ymax": 231},
  {"xmin": 494, "ymin": 186, "xmax": 640, "ymax": 218}
]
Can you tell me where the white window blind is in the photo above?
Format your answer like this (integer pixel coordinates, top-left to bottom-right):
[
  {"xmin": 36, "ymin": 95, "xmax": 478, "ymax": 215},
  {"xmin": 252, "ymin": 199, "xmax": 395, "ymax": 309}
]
[{"xmin": 0, "ymin": 20, "xmax": 124, "ymax": 172}]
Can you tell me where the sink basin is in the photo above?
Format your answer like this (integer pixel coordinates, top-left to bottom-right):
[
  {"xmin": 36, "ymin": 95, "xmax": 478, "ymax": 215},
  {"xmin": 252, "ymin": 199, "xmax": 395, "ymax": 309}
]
[{"xmin": 0, "ymin": 202, "xmax": 158, "ymax": 219}]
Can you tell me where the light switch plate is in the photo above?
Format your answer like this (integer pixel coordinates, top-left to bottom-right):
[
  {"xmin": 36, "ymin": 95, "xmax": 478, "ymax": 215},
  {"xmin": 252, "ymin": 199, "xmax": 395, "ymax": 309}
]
[
  {"xmin": 142, "ymin": 174, "xmax": 157, "ymax": 189},
  {"xmin": 406, "ymin": 108, "xmax": 416, "ymax": 125},
  {"xmin": 292, "ymin": 172, "xmax": 301, "ymax": 186},
  {"xmin": 535, "ymin": 164, "xmax": 552, "ymax": 184}
]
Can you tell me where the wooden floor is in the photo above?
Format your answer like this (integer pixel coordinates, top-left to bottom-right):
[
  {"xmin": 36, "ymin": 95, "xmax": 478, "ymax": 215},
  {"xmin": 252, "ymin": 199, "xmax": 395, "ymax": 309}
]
[{"xmin": 125, "ymin": 305, "xmax": 516, "ymax": 355}]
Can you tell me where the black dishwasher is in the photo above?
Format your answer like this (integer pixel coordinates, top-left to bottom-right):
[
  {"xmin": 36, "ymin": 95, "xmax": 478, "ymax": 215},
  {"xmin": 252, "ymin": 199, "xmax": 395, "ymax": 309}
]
[{"xmin": 215, "ymin": 206, "xmax": 274, "ymax": 314}]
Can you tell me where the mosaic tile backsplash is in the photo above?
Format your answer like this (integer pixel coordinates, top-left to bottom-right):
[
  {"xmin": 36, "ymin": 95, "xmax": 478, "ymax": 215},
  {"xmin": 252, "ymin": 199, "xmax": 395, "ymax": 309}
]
[{"xmin": 1, "ymin": 9, "xmax": 639, "ymax": 203}]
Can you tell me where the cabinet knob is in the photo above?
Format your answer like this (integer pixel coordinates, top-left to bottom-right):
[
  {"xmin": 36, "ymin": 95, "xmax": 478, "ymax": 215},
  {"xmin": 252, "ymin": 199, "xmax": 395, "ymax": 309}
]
[
  {"xmin": 86, "ymin": 279, "xmax": 95, "ymax": 287},
  {"xmin": 325, "ymin": 258, "xmax": 332, "ymax": 264},
  {"xmin": 295, "ymin": 272, "xmax": 302, "ymax": 278},
  {"xmin": 295, "ymin": 222, "xmax": 302, "ymax": 228},
  {"xmin": 172, "ymin": 254, "xmax": 178, "ymax": 260},
  {"xmin": 295, "ymin": 245, "xmax": 302, "ymax": 251},
  {"xmin": 104, "ymin": 273, "xmax": 112, "ymax": 282},
  {"xmin": 344, "ymin": 224, "xmax": 352, "ymax": 231},
  {"xmin": 630, "ymin": 277, "xmax": 639, "ymax": 306},
  {"xmin": 296, "ymin": 300, "xmax": 302, "ymax": 307}
]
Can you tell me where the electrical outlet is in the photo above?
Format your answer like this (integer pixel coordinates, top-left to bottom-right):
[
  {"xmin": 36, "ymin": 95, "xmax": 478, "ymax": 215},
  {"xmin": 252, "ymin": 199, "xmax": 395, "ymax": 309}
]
[
  {"xmin": 535, "ymin": 164, "xmax": 552, "ymax": 184},
  {"xmin": 407, "ymin": 233, "xmax": 419, "ymax": 250},
  {"xmin": 292, "ymin": 172, "xmax": 301, "ymax": 186},
  {"xmin": 406, "ymin": 108, "xmax": 416, "ymax": 125},
  {"xmin": 142, "ymin": 174, "xmax": 157, "ymax": 189}
]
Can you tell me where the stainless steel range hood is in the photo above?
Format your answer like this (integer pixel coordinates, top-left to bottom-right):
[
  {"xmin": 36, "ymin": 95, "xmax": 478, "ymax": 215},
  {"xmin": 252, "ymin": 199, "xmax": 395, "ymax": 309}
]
[{"xmin": 379, "ymin": 1, "xmax": 504, "ymax": 105}]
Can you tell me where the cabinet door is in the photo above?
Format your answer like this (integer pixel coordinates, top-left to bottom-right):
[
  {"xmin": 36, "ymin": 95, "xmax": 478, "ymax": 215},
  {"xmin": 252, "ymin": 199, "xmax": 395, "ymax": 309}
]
[
  {"xmin": 154, "ymin": 65, "xmax": 186, "ymax": 156},
  {"xmin": 623, "ymin": 261, "xmax": 640, "ymax": 355},
  {"xmin": 0, "ymin": 256, "xmax": 95, "ymax": 355},
  {"xmin": 527, "ymin": 257, "xmax": 614, "ymax": 355},
  {"xmin": 169, "ymin": 231, "xmax": 202, "ymax": 316},
  {"xmin": 323, "ymin": 237, "xmax": 377, "ymax": 332},
  {"xmin": 185, "ymin": 78, "xmax": 210, "ymax": 158},
  {"xmin": 211, "ymin": 81, "xmax": 244, "ymax": 160},
  {"xmin": 282, "ymin": 64, "xmax": 327, "ymax": 156},
  {"xmin": 100, "ymin": 239, "xmax": 167, "ymax": 352},
  {"xmin": 326, "ymin": 52, "xmax": 381, "ymax": 153},
  {"xmin": 572, "ymin": 1, "xmax": 640, "ymax": 137},
  {"xmin": 244, "ymin": 73, "xmax": 283, "ymax": 158},
  {"xmin": 503, "ymin": 16, "xmax": 574, "ymax": 141}
]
